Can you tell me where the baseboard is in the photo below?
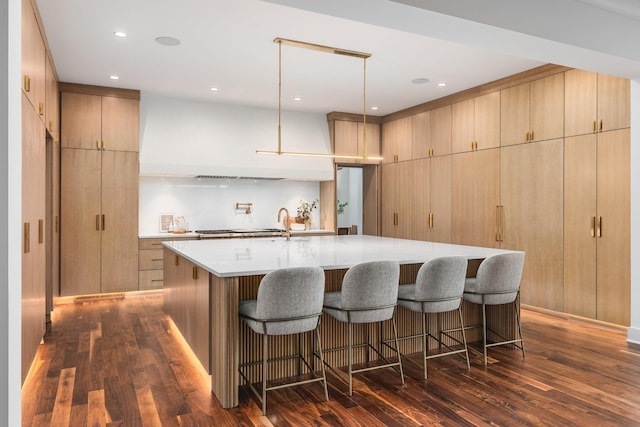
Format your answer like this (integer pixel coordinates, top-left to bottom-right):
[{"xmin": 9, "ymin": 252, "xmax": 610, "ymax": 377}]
[
  {"xmin": 626, "ymin": 326, "xmax": 640, "ymax": 344},
  {"xmin": 521, "ymin": 304, "xmax": 628, "ymax": 334}
]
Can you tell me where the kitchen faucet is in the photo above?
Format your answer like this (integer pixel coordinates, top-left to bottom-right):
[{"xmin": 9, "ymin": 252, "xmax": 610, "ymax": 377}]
[{"xmin": 277, "ymin": 207, "xmax": 291, "ymax": 240}]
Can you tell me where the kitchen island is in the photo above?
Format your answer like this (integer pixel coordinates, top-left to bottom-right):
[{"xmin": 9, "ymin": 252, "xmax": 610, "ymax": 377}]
[{"xmin": 163, "ymin": 235, "xmax": 522, "ymax": 408}]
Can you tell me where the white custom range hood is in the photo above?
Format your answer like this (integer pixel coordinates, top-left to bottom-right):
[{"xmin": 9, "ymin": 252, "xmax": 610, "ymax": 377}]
[{"xmin": 139, "ymin": 93, "xmax": 334, "ymax": 181}]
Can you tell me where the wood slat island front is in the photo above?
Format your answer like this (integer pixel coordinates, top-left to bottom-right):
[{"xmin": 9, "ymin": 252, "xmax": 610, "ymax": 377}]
[{"xmin": 163, "ymin": 235, "xmax": 522, "ymax": 408}]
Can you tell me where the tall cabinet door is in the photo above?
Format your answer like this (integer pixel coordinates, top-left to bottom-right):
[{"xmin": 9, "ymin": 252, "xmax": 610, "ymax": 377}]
[
  {"xmin": 429, "ymin": 156, "xmax": 451, "ymax": 243},
  {"xmin": 501, "ymin": 139, "xmax": 564, "ymax": 311},
  {"xmin": 101, "ymin": 96, "xmax": 141, "ymax": 152},
  {"xmin": 411, "ymin": 158, "xmax": 430, "ymax": 241},
  {"xmin": 61, "ymin": 148, "xmax": 102, "ymax": 296},
  {"xmin": 380, "ymin": 163, "xmax": 397, "ymax": 237},
  {"xmin": 61, "ymin": 92, "xmax": 102, "ymax": 149},
  {"xmin": 596, "ymin": 129, "xmax": 630, "ymax": 325},
  {"xmin": 101, "ymin": 151, "xmax": 139, "ymax": 293},
  {"xmin": 564, "ymin": 135, "xmax": 597, "ymax": 318},
  {"xmin": 451, "ymin": 148, "xmax": 500, "ymax": 248}
]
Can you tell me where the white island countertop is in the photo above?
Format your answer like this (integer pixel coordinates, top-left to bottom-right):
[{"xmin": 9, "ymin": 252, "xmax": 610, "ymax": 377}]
[{"xmin": 163, "ymin": 235, "xmax": 522, "ymax": 278}]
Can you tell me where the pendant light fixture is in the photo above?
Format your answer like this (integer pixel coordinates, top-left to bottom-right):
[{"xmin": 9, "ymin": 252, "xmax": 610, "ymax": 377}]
[{"xmin": 256, "ymin": 38, "xmax": 383, "ymax": 161}]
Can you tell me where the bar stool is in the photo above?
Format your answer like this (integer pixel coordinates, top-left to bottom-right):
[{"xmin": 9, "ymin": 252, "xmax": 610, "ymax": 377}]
[
  {"xmin": 322, "ymin": 260, "xmax": 404, "ymax": 396},
  {"xmin": 396, "ymin": 256, "xmax": 470, "ymax": 379},
  {"xmin": 462, "ymin": 252, "xmax": 526, "ymax": 365},
  {"xmin": 238, "ymin": 266, "xmax": 328, "ymax": 415}
]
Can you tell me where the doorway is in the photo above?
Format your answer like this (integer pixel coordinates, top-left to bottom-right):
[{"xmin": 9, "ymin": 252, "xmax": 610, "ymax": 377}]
[{"xmin": 336, "ymin": 164, "xmax": 379, "ymax": 236}]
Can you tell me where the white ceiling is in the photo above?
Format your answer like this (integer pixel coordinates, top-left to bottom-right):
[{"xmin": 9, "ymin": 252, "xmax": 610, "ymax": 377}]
[{"xmin": 36, "ymin": 0, "xmax": 640, "ymax": 117}]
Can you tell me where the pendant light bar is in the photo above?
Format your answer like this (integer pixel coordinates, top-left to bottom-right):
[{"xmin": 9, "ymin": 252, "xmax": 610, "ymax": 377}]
[{"xmin": 256, "ymin": 37, "xmax": 381, "ymax": 161}]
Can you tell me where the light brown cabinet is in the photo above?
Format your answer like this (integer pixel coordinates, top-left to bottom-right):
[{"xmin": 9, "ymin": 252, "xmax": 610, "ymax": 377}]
[
  {"xmin": 451, "ymin": 148, "xmax": 500, "ymax": 248},
  {"xmin": 333, "ymin": 120, "xmax": 380, "ymax": 163},
  {"xmin": 45, "ymin": 54, "xmax": 59, "ymax": 140},
  {"xmin": 61, "ymin": 91, "xmax": 140, "ymax": 151},
  {"xmin": 452, "ymin": 92, "xmax": 500, "ymax": 153},
  {"xmin": 410, "ymin": 157, "xmax": 451, "ymax": 243},
  {"xmin": 21, "ymin": 0, "xmax": 46, "ymax": 119},
  {"xmin": 381, "ymin": 116, "xmax": 412, "ymax": 163},
  {"xmin": 500, "ymin": 139, "xmax": 564, "ymax": 311},
  {"xmin": 412, "ymin": 111, "xmax": 431, "ymax": 159},
  {"xmin": 564, "ymin": 69, "xmax": 630, "ymax": 137},
  {"xmin": 163, "ymin": 250, "xmax": 211, "ymax": 372},
  {"xmin": 61, "ymin": 149, "xmax": 139, "ymax": 295},
  {"xmin": 430, "ymin": 105, "xmax": 452, "ymax": 157},
  {"xmin": 22, "ymin": 94, "xmax": 46, "ymax": 382},
  {"xmin": 564, "ymin": 129, "xmax": 630, "ymax": 325},
  {"xmin": 60, "ymin": 85, "xmax": 140, "ymax": 296},
  {"xmin": 381, "ymin": 161, "xmax": 413, "ymax": 238},
  {"xmin": 138, "ymin": 237, "xmax": 199, "ymax": 290},
  {"xmin": 500, "ymin": 73, "xmax": 564, "ymax": 146}
]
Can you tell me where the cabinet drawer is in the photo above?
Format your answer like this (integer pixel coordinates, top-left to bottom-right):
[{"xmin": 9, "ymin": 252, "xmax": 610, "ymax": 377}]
[
  {"xmin": 139, "ymin": 249, "xmax": 164, "ymax": 270},
  {"xmin": 139, "ymin": 238, "xmax": 168, "ymax": 250},
  {"xmin": 139, "ymin": 269, "xmax": 163, "ymax": 290}
]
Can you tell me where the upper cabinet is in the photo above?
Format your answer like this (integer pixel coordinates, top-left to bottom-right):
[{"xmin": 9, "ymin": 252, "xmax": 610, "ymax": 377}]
[
  {"xmin": 381, "ymin": 116, "xmax": 412, "ymax": 163},
  {"xmin": 430, "ymin": 105, "xmax": 452, "ymax": 157},
  {"xmin": 452, "ymin": 91, "xmax": 500, "ymax": 153},
  {"xmin": 412, "ymin": 111, "xmax": 430, "ymax": 159},
  {"xmin": 22, "ymin": 0, "xmax": 46, "ymax": 119},
  {"xmin": 61, "ymin": 90, "xmax": 140, "ymax": 152},
  {"xmin": 45, "ymin": 54, "xmax": 59, "ymax": 141},
  {"xmin": 501, "ymin": 73, "xmax": 564, "ymax": 146},
  {"xmin": 564, "ymin": 69, "xmax": 630, "ymax": 137},
  {"xmin": 333, "ymin": 119, "xmax": 380, "ymax": 164}
]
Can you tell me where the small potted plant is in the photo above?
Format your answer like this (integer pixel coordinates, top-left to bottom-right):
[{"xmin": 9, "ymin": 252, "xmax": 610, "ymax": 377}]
[{"xmin": 296, "ymin": 198, "xmax": 318, "ymax": 230}]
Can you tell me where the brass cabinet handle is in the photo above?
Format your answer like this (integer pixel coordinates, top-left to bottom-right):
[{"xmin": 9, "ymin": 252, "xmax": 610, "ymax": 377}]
[
  {"xmin": 151, "ymin": 258, "xmax": 163, "ymax": 262},
  {"xmin": 428, "ymin": 212, "xmax": 434, "ymax": 228},
  {"xmin": 393, "ymin": 154, "xmax": 398, "ymax": 163},
  {"xmin": 597, "ymin": 216, "xmax": 602, "ymax": 237},
  {"xmin": 591, "ymin": 216, "xmax": 596, "ymax": 237},
  {"xmin": 151, "ymin": 242, "xmax": 162, "ymax": 246},
  {"xmin": 96, "ymin": 140, "xmax": 100, "ymax": 150},
  {"xmin": 151, "ymin": 279, "xmax": 163, "ymax": 282},
  {"xmin": 192, "ymin": 266, "xmax": 198, "ymax": 280},
  {"xmin": 593, "ymin": 121, "xmax": 597, "ymax": 132},
  {"xmin": 38, "ymin": 102, "xmax": 44, "ymax": 116},
  {"xmin": 101, "ymin": 141, "xmax": 105, "ymax": 150},
  {"xmin": 525, "ymin": 131, "xmax": 530, "ymax": 142},
  {"xmin": 530, "ymin": 130, "xmax": 534, "ymax": 141},
  {"xmin": 96, "ymin": 214, "xmax": 101, "ymax": 231},
  {"xmin": 24, "ymin": 75, "xmax": 31, "ymax": 92},
  {"xmin": 393, "ymin": 212, "xmax": 399, "ymax": 226},
  {"xmin": 599, "ymin": 120, "xmax": 603, "ymax": 131},
  {"xmin": 38, "ymin": 219, "xmax": 44, "ymax": 244},
  {"xmin": 175, "ymin": 255, "xmax": 179, "ymax": 266},
  {"xmin": 101, "ymin": 214, "xmax": 105, "ymax": 231},
  {"xmin": 24, "ymin": 222, "xmax": 30, "ymax": 254},
  {"xmin": 495, "ymin": 205, "xmax": 504, "ymax": 242},
  {"xmin": 55, "ymin": 215, "xmax": 58, "ymax": 233}
]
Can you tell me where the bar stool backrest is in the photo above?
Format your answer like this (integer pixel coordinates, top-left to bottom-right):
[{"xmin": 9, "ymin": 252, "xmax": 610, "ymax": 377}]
[
  {"xmin": 254, "ymin": 266, "xmax": 325, "ymax": 335},
  {"xmin": 340, "ymin": 260, "xmax": 400, "ymax": 323},
  {"xmin": 473, "ymin": 253, "xmax": 525, "ymax": 305},
  {"xmin": 414, "ymin": 256, "xmax": 468, "ymax": 313}
]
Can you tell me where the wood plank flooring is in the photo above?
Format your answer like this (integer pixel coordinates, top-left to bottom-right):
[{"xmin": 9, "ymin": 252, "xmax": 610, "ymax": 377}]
[{"xmin": 21, "ymin": 293, "xmax": 640, "ymax": 426}]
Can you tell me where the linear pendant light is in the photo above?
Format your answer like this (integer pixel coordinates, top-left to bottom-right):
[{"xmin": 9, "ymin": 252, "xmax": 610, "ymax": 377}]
[{"xmin": 256, "ymin": 37, "xmax": 383, "ymax": 161}]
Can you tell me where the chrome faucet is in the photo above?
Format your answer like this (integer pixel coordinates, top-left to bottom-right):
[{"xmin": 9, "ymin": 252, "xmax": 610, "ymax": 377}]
[{"xmin": 277, "ymin": 207, "xmax": 291, "ymax": 240}]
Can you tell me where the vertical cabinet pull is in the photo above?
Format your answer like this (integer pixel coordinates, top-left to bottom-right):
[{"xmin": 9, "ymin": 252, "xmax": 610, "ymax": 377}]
[
  {"xmin": 38, "ymin": 102, "xmax": 44, "ymax": 116},
  {"xmin": 96, "ymin": 214, "xmax": 101, "ymax": 231},
  {"xmin": 495, "ymin": 205, "xmax": 504, "ymax": 242},
  {"xmin": 428, "ymin": 212, "xmax": 434, "ymax": 228},
  {"xmin": 393, "ymin": 212, "xmax": 399, "ymax": 226},
  {"xmin": 23, "ymin": 75, "xmax": 31, "ymax": 92},
  {"xmin": 590, "ymin": 216, "xmax": 596, "ymax": 237},
  {"xmin": 530, "ymin": 131, "xmax": 534, "ymax": 141},
  {"xmin": 193, "ymin": 266, "xmax": 198, "ymax": 280},
  {"xmin": 96, "ymin": 140, "xmax": 101, "ymax": 150},
  {"xmin": 597, "ymin": 216, "xmax": 602, "ymax": 237},
  {"xmin": 38, "ymin": 219, "xmax": 44, "ymax": 244},
  {"xmin": 101, "ymin": 141, "xmax": 106, "ymax": 150},
  {"xmin": 593, "ymin": 120, "xmax": 597, "ymax": 132},
  {"xmin": 23, "ymin": 222, "xmax": 30, "ymax": 254},
  {"xmin": 55, "ymin": 215, "xmax": 58, "ymax": 233},
  {"xmin": 175, "ymin": 255, "xmax": 179, "ymax": 266},
  {"xmin": 599, "ymin": 120, "xmax": 603, "ymax": 131},
  {"xmin": 101, "ymin": 214, "xmax": 105, "ymax": 231}
]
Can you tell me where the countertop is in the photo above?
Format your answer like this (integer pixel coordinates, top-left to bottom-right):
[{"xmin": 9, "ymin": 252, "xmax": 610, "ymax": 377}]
[
  {"xmin": 163, "ymin": 234, "xmax": 522, "ymax": 278},
  {"xmin": 139, "ymin": 229, "xmax": 334, "ymax": 239}
]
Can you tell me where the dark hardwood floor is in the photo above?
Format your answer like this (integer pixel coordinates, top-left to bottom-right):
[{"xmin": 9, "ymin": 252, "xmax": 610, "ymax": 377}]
[{"xmin": 21, "ymin": 292, "xmax": 640, "ymax": 426}]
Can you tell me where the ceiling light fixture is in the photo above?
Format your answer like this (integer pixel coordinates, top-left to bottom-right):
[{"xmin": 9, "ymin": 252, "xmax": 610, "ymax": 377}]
[
  {"xmin": 411, "ymin": 77, "xmax": 430, "ymax": 84},
  {"xmin": 113, "ymin": 31, "xmax": 127, "ymax": 38},
  {"xmin": 438, "ymin": 82, "xmax": 447, "ymax": 87},
  {"xmin": 155, "ymin": 36, "xmax": 180, "ymax": 46},
  {"xmin": 256, "ymin": 37, "xmax": 383, "ymax": 161},
  {"xmin": 109, "ymin": 75, "xmax": 119, "ymax": 80},
  {"xmin": 210, "ymin": 87, "xmax": 219, "ymax": 92}
]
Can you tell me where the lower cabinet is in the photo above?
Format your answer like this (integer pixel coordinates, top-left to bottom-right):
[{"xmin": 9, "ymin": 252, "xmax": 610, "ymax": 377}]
[
  {"xmin": 163, "ymin": 250, "xmax": 211, "ymax": 372},
  {"xmin": 138, "ymin": 237, "xmax": 198, "ymax": 290}
]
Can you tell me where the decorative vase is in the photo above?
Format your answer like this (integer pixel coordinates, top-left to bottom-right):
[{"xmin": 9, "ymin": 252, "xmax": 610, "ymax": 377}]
[{"xmin": 304, "ymin": 216, "xmax": 311, "ymax": 230}]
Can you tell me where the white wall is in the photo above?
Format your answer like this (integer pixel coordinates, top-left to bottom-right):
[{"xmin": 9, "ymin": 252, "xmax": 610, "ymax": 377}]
[
  {"xmin": 139, "ymin": 176, "xmax": 321, "ymax": 235},
  {"xmin": 139, "ymin": 93, "xmax": 334, "ymax": 180},
  {"xmin": 336, "ymin": 167, "xmax": 362, "ymax": 231}
]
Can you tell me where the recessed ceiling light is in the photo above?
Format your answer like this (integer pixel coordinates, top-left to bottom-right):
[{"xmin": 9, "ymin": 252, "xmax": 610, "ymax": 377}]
[
  {"xmin": 293, "ymin": 97, "xmax": 301, "ymax": 101},
  {"xmin": 113, "ymin": 31, "xmax": 127, "ymax": 38},
  {"xmin": 411, "ymin": 77, "xmax": 430, "ymax": 84},
  {"xmin": 109, "ymin": 75, "xmax": 119, "ymax": 80},
  {"xmin": 155, "ymin": 36, "xmax": 181, "ymax": 46},
  {"xmin": 438, "ymin": 82, "xmax": 447, "ymax": 87},
  {"xmin": 371, "ymin": 106, "xmax": 379, "ymax": 110},
  {"xmin": 210, "ymin": 87, "xmax": 219, "ymax": 92}
]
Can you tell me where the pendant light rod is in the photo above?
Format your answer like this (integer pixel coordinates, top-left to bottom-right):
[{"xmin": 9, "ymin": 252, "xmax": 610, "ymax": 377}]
[{"xmin": 257, "ymin": 37, "xmax": 380, "ymax": 161}]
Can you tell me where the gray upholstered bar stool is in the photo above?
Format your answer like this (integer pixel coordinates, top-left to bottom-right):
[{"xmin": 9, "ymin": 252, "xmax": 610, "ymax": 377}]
[
  {"xmin": 322, "ymin": 260, "xmax": 404, "ymax": 396},
  {"xmin": 238, "ymin": 266, "xmax": 328, "ymax": 415},
  {"xmin": 462, "ymin": 252, "xmax": 526, "ymax": 365},
  {"xmin": 396, "ymin": 256, "xmax": 470, "ymax": 379}
]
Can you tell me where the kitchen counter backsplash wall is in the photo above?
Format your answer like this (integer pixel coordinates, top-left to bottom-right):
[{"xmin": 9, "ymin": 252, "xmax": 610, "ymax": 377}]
[{"xmin": 139, "ymin": 176, "xmax": 320, "ymax": 235}]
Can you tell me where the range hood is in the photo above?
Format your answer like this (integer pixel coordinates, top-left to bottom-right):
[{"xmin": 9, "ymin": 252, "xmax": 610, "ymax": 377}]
[{"xmin": 139, "ymin": 93, "xmax": 334, "ymax": 181}]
